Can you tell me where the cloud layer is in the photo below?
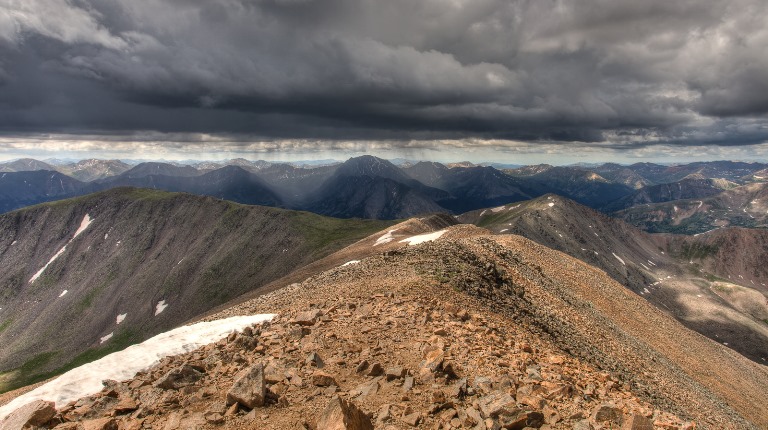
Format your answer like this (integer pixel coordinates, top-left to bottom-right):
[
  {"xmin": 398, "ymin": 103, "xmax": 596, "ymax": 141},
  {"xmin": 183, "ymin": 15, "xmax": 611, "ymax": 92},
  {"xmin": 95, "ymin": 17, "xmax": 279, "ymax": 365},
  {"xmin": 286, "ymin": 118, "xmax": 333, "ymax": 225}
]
[{"xmin": 1, "ymin": 0, "xmax": 767, "ymax": 148}]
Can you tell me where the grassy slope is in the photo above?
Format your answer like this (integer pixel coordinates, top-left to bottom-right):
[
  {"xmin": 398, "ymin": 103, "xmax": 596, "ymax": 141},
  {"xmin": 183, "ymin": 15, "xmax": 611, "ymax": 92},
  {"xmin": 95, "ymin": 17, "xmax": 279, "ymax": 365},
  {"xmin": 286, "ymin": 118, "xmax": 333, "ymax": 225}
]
[{"xmin": 0, "ymin": 188, "xmax": 394, "ymax": 393}]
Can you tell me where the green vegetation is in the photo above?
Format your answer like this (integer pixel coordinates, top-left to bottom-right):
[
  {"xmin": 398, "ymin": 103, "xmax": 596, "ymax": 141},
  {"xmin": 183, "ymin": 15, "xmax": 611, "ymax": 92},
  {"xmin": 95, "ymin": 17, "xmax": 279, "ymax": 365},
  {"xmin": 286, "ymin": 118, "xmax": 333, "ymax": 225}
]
[
  {"xmin": 677, "ymin": 243, "xmax": 720, "ymax": 260},
  {"xmin": 0, "ymin": 319, "xmax": 12, "ymax": 334},
  {"xmin": 0, "ymin": 328, "xmax": 139, "ymax": 394},
  {"xmin": 290, "ymin": 211, "xmax": 395, "ymax": 255},
  {"xmin": 74, "ymin": 271, "xmax": 115, "ymax": 315}
]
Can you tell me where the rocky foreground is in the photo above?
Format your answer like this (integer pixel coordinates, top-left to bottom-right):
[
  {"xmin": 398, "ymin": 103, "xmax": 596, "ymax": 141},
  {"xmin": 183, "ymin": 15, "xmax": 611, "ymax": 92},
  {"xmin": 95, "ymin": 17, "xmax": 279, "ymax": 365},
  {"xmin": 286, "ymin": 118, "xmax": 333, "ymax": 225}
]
[{"xmin": 2, "ymin": 228, "xmax": 767, "ymax": 429}]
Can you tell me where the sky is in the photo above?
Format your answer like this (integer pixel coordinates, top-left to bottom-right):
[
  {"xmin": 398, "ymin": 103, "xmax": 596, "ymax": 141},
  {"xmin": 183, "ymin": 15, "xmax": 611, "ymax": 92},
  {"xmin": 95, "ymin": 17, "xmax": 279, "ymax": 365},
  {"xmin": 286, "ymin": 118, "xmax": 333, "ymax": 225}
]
[{"xmin": 1, "ymin": 0, "xmax": 767, "ymax": 164}]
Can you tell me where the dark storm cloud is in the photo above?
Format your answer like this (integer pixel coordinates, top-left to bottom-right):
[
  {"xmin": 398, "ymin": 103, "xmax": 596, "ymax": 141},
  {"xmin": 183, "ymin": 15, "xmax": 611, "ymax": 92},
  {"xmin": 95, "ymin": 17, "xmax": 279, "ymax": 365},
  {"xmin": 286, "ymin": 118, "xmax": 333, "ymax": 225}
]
[{"xmin": 1, "ymin": 0, "xmax": 767, "ymax": 146}]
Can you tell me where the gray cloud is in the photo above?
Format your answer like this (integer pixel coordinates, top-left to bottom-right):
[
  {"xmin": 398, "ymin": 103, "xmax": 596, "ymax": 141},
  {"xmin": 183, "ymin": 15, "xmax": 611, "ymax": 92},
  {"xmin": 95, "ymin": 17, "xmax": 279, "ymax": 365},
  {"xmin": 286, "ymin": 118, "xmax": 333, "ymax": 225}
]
[{"xmin": 0, "ymin": 0, "xmax": 767, "ymax": 147}]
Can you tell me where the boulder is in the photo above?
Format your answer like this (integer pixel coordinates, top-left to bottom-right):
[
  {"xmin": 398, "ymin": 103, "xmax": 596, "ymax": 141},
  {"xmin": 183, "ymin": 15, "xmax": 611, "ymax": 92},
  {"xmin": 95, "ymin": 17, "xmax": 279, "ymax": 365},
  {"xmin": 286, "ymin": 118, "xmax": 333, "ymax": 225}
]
[
  {"xmin": 226, "ymin": 363, "xmax": 266, "ymax": 409},
  {"xmin": 622, "ymin": 413, "xmax": 654, "ymax": 430},
  {"xmin": 293, "ymin": 309, "xmax": 323, "ymax": 326},
  {"xmin": 81, "ymin": 417, "xmax": 118, "ymax": 430},
  {"xmin": 0, "ymin": 400, "xmax": 56, "ymax": 430},
  {"xmin": 312, "ymin": 371, "xmax": 338, "ymax": 387},
  {"xmin": 154, "ymin": 364, "xmax": 204, "ymax": 390},
  {"xmin": 478, "ymin": 391, "xmax": 517, "ymax": 418},
  {"xmin": 317, "ymin": 396, "xmax": 373, "ymax": 430}
]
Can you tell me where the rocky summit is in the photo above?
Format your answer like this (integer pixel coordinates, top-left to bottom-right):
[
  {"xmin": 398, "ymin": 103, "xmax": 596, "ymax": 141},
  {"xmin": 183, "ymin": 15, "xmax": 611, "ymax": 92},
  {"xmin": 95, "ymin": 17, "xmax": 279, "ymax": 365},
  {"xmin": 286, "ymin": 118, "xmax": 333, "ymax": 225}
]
[{"xmin": 2, "ymin": 225, "xmax": 766, "ymax": 430}]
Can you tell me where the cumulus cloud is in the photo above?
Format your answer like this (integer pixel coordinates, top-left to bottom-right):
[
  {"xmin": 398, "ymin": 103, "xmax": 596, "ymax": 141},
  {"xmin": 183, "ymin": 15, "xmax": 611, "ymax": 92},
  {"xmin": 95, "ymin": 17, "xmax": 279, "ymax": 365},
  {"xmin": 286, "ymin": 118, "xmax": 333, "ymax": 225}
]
[{"xmin": 0, "ymin": 0, "xmax": 767, "ymax": 149}]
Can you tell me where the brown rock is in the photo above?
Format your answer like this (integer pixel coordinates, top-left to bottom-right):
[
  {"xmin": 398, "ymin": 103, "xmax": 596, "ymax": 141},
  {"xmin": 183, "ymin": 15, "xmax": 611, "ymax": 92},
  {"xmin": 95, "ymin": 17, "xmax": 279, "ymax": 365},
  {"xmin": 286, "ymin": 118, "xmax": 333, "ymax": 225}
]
[
  {"xmin": 307, "ymin": 352, "xmax": 325, "ymax": 368},
  {"xmin": 226, "ymin": 363, "xmax": 266, "ymax": 409},
  {"xmin": 114, "ymin": 397, "xmax": 139, "ymax": 414},
  {"xmin": 312, "ymin": 371, "xmax": 338, "ymax": 387},
  {"xmin": 81, "ymin": 417, "xmax": 118, "ymax": 430},
  {"xmin": 0, "ymin": 400, "xmax": 56, "ymax": 429},
  {"xmin": 592, "ymin": 404, "xmax": 623, "ymax": 425},
  {"xmin": 293, "ymin": 309, "xmax": 323, "ymax": 326},
  {"xmin": 154, "ymin": 364, "xmax": 203, "ymax": 390},
  {"xmin": 204, "ymin": 412, "xmax": 225, "ymax": 424},
  {"xmin": 622, "ymin": 414, "xmax": 654, "ymax": 430},
  {"xmin": 421, "ymin": 348, "xmax": 444, "ymax": 372},
  {"xmin": 317, "ymin": 396, "xmax": 373, "ymax": 430},
  {"xmin": 385, "ymin": 366, "xmax": 405, "ymax": 380},
  {"xmin": 402, "ymin": 412, "xmax": 421, "ymax": 427},
  {"xmin": 367, "ymin": 363, "xmax": 384, "ymax": 377},
  {"xmin": 573, "ymin": 419, "xmax": 594, "ymax": 430},
  {"xmin": 478, "ymin": 391, "xmax": 517, "ymax": 418}
]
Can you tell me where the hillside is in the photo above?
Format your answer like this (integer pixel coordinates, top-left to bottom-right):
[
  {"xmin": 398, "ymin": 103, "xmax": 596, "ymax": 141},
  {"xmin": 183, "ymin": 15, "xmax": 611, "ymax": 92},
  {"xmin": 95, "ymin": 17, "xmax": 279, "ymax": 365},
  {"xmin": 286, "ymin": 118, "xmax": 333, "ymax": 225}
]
[
  {"xmin": 458, "ymin": 195, "xmax": 768, "ymax": 363},
  {"xmin": 404, "ymin": 162, "xmax": 543, "ymax": 213},
  {"xmin": 614, "ymin": 182, "xmax": 768, "ymax": 234},
  {"xmin": 90, "ymin": 166, "xmax": 284, "ymax": 208},
  {"xmin": 603, "ymin": 177, "xmax": 738, "ymax": 212},
  {"xmin": 0, "ymin": 188, "xmax": 393, "ymax": 393},
  {"xmin": 0, "ymin": 171, "xmax": 85, "ymax": 213},
  {"xmin": 2, "ymin": 226, "xmax": 766, "ymax": 429}
]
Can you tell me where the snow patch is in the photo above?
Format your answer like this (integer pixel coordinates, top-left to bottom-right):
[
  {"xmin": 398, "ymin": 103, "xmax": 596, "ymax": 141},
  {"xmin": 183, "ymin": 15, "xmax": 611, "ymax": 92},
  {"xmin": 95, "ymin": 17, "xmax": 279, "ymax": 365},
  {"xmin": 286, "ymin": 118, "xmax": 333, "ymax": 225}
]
[
  {"xmin": 116, "ymin": 313, "xmax": 127, "ymax": 325},
  {"xmin": 399, "ymin": 230, "xmax": 447, "ymax": 245},
  {"xmin": 491, "ymin": 206, "xmax": 506, "ymax": 213},
  {"xmin": 341, "ymin": 260, "xmax": 360, "ymax": 267},
  {"xmin": 0, "ymin": 314, "xmax": 275, "ymax": 421},
  {"xmin": 499, "ymin": 229, "xmax": 508, "ymax": 233},
  {"xmin": 154, "ymin": 300, "xmax": 168, "ymax": 316},
  {"xmin": 374, "ymin": 229, "xmax": 399, "ymax": 246},
  {"xmin": 612, "ymin": 253, "xmax": 625, "ymax": 265},
  {"xmin": 10, "ymin": 240, "xmax": 16, "ymax": 246},
  {"xmin": 58, "ymin": 290, "xmax": 68, "ymax": 298},
  {"xmin": 547, "ymin": 202, "xmax": 555, "ymax": 207},
  {"xmin": 479, "ymin": 210, "xmax": 487, "ymax": 217},
  {"xmin": 100, "ymin": 332, "xmax": 113, "ymax": 344},
  {"xmin": 73, "ymin": 214, "xmax": 94, "ymax": 238},
  {"xmin": 29, "ymin": 214, "xmax": 95, "ymax": 284}
]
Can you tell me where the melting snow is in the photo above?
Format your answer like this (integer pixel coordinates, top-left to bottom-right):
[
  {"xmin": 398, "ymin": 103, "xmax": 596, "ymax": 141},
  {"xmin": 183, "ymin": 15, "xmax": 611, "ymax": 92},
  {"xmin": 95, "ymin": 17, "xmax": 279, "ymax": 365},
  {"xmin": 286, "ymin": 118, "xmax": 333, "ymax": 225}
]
[
  {"xmin": 100, "ymin": 332, "xmax": 114, "ymax": 344},
  {"xmin": 154, "ymin": 300, "xmax": 168, "ymax": 316},
  {"xmin": 399, "ymin": 230, "xmax": 447, "ymax": 245},
  {"xmin": 29, "ymin": 214, "xmax": 95, "ymax": 284},
  {"xmin": 341, "ymin": 260, "xmax": 360, "ymax": 267},
  {"xmin": 479, "ymin": 210, "xmax": 487, "ymax": 217},
  {"xmin": 0, "ymin": 314, "xmax": 275, "ymax": 421},
  {"xmin": 491, "ymin": 206, "xmax": 506, "ymax": 213},
  {"xmin": 374, "ymin": 229, "xmax": 399, "ymax": 246},
  {"xmin": 116, "ymin": 313, "xmax": 127, "ymax": 325},
  {"xmin": 58, "ymin": 290, "xmax": 68, "ymax": 298},
  {"xmin": 499, "ymin": 229, "xmax": 508, "ymax": 233},
  {"xmin": 612, "ymin": 253, "xmax": 626, "ymax": 265},
  {"xmin": 640, "ymin": 263, "xmax": 650, "ymax": 271},
  {"xmin": 10, "ymin": 241, "xmax": 16, "ymax": 246},
  {"xmin": 548, "ymin": 202, "xmax": 555, "ymax": 207}
]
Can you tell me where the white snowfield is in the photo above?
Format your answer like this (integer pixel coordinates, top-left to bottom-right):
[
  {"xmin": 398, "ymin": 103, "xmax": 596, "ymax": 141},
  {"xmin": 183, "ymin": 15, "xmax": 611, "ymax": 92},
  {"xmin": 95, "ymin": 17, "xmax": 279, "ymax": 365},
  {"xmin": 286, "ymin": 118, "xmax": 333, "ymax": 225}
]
[
  {"xmin": 29, "ymin": 215, "xmax": 94, "ymax": 284},
  {"xmin": 399, "ymin": 229, "xmax": 447, "ymax": 245},
  {"xmin": 373, "ymin": 229, "xmax": 399, "ymax": 246},
  {"xmin": 0, "ymin": 314, "xmax": 275, "ymax": 421}
]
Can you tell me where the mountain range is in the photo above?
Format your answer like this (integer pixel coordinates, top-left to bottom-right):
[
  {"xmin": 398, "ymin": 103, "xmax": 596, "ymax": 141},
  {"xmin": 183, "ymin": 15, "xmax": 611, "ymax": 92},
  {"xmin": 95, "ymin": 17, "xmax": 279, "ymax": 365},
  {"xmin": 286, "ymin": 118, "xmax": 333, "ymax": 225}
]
[{"xmin": 2, "ymin": 157, "xmax": 768, "ymax": 223}]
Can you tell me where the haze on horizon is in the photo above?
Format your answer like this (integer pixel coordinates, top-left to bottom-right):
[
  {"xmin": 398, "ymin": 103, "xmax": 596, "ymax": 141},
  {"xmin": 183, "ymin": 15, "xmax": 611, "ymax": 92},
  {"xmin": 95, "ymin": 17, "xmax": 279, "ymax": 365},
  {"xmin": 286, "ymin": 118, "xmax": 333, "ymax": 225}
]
[{"xmin": 1, "ymin": 0, "xmax": 767, "ymax": 163}]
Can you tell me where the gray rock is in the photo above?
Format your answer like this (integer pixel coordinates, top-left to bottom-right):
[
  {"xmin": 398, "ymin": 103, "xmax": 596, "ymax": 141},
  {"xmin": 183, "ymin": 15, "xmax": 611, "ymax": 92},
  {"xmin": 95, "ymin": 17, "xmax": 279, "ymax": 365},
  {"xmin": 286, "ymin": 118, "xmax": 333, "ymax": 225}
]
[
  {"xmin": 226, "ymin": 363, "xmax": 266, "ymax": 409},
  {"xmin": 154, "ymin": 364, "xmax": 204, "ymax": 390}
]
